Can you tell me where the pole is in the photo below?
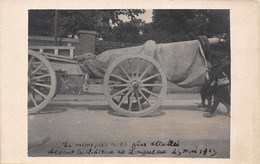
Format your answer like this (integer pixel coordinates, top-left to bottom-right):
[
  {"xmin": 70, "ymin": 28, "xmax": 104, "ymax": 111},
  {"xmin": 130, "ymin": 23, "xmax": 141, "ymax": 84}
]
[{"xmin": 54, "ymin": 10, "xmax": 58, "ymax": 46}]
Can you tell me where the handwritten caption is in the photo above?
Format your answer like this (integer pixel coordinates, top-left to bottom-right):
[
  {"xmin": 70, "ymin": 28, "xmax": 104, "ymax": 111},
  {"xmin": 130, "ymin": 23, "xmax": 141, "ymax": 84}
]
[{"xmin": 48, "ymin": 140, "xmax": 217, "ymax": 157}]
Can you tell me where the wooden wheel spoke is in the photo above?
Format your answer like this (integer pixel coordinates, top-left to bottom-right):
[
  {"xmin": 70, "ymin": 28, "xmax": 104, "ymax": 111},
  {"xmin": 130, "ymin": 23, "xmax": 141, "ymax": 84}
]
[
  {"xmin": 31, "ymin": 64, "xmax": 44, "ymax": 75},
  {"xmin": 111, "ymin": 87, "xmax": 129, "ymax": 97},
  {"xmin": 141, "ymin": 87, "xmax": 159, "ymax": 98},
  {"xmin": 142, "ymin": 73, "xmax": 160, "ymax": 83},
  {"xmin": 128, "ymin": 59, "xmax": 134, "ymax": 77},
  {"xmin": 34, "ymin": 82, "xmax": 51, "ymax": 88},
  {"xmin": 135, "ymin": 92, "xmax": 142, "ymax": 111},
  {"xmin": 118, "ymin": 65, "xmax": 131, "ymax": 80},
  {"xmin": 33, "ymin": 88, "xmax": 47, "ymax": 99},
  {"xmin": 118, "ymin": 90, "xmax": 132, "ymax": 106},
  {"xmin": 29, "ymin": 92, "xmax": 37, "ymax": 107},
  {"xmin": 140, "ymin": 65, "xmax": 153, "ymax": 79},
  {"xmin": 32, "ymin": 74, "xmax": 50, "ymax": 80},
  {"xmin": 139, "ymin": 90, "xmax": 151, "ymax": 106},
  {"xmin": 109, "ymin": 84, "xmax": 128, "ymax": 88},
  {"xmin": 128, "ymin": 92, "xmax": 134, "ymax": 111},
  {"xmin": 135, "ymin": 61, "xmax": 140, "ymax": 78},
  {"xmin": 28, "ymin": 57, "xmax": 35, "ymax": 69},
  {"xmin": 142, "ymin": 83, "xmax": 163, "ymax": 87},
  {"xmin": 111, "ymin": 74, "xmax": 129, "ymax": 83}
]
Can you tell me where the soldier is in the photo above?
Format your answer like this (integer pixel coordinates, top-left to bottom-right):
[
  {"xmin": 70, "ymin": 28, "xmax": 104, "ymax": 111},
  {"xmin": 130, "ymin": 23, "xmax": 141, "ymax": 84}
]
[
  {"xmin": 197, "ymin": 34, "xmax": 230, "ymax": 117},
  {"xmin": 198, "ymin": 62, "xmax": 212, "ymax": 108},
  {"xmin": 203, "ymin": 63, "xmax": 230, "ymax": 117},
  {"xmin": 197, "ymin": 35, "xmax": 213, "ymax": 109}
]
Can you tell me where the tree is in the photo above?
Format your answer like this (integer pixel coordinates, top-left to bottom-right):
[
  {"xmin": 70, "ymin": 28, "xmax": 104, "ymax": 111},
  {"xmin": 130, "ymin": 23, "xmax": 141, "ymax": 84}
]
[
  {"xmin": 106, "ymin": 19, "xmax": 145, "ymax": 43},
  {"xmin": 28, "ymin": 10, "xmax": 145, "ymax": 38},
  {"xmin": 142, "ymin": 25, "xmax": 174, "ymax": 43},
  {"xmin": 142, "ymin": 10, "xmax": 230, "ymax": 43}
]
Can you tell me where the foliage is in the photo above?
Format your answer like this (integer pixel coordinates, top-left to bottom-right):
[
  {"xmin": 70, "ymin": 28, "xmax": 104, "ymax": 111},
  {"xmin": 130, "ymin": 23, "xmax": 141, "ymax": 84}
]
[
  {"xmin": 142, "ymin": 10, "xmax": 230, "ymax": 43},
  {"xmin": 29, "ymin": 9, "xmax": 230, "ymax": 44},
  {"xmin": 28, "ymin": 10, "xmax": 145, "ymax": 38},
  {"xmin": 104, "ymin": 19, "xmax": 145, "ymax": 43}
]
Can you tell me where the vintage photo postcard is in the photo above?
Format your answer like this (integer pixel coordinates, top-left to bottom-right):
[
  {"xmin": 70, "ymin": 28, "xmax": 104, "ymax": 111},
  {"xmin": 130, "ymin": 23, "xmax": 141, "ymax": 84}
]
[{"xmin": 0, "ymin": 0, "xmax": 259, "ymax": 164}]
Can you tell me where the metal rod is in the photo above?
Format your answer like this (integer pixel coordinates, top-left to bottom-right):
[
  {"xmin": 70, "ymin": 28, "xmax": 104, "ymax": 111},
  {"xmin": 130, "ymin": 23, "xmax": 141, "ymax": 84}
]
[{"xmin": 54, "ymin": 10, "xmax": 58, "ymax": 46}]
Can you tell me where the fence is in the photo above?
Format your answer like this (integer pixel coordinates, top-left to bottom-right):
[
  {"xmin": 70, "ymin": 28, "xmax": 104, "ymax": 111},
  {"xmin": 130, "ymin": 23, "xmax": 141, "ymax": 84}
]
[
  {"xmin": 29, "ymin": 30, "xmax": 97, "ymax": 56},
  {"xmin": 96, "ymin": 40, "xmax": 142, "ymax": 54},
  {"xmin": 29, "ymin": 35, "xmax": 81, "ymax": 56},
  {"xmin": 29, "ymin": 44, "xmax": 75, "ymax": 59}
]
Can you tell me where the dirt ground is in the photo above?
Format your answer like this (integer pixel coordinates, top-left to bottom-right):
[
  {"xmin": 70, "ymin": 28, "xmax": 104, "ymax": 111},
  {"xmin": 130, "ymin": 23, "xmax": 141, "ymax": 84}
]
[{"xmin": 28, "ymin": 94, "xmax": 230, "ymax": 158}]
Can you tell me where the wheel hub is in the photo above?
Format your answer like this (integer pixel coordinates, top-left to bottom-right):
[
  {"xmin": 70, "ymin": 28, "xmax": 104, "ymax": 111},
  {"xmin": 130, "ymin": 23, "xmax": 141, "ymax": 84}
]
[
  {"xmin": 129, "ymin": 77, "xmax": 142, "ymax": 91},
  {"xmin": 132, "ymin": 82, "xmax": 140, "ymax": 90}
]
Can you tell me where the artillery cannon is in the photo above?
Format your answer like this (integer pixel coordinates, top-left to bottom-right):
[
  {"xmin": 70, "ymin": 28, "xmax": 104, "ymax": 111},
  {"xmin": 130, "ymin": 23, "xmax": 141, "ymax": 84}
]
[{"xmin": 28, "ymin": 37, "xmax": 229, "ymax": 117}]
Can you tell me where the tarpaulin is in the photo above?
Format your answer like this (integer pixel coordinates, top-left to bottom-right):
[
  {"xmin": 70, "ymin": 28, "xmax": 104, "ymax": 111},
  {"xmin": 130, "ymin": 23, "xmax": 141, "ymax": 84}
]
[{"xmin": 79, "ymin": 40, "xmax": 208, "ymax": 88}]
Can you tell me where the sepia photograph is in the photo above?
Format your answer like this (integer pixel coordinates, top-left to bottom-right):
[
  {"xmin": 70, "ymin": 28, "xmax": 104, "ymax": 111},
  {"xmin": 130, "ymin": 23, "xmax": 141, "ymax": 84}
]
[
  {"xmin": 1, "ymin": 0, "xmax": 260, "ymax": 163},
  {"xmin": 27, "ymin": 9, "xmax": 231, "ymax": 158}
]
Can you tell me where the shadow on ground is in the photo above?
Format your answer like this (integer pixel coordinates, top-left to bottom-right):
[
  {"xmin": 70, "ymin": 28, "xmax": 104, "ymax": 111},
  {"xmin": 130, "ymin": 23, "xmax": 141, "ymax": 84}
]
[
  {"xmin": 32, "ymin": 102, "xmax": 230, "ymax": 118},
  {"xmin": 108, "ymin": 110, "xmax": 166, "ymax": 117},
  {"xmin": 29, "ymin": 107, "xmax": 68, "ymax": 115}
]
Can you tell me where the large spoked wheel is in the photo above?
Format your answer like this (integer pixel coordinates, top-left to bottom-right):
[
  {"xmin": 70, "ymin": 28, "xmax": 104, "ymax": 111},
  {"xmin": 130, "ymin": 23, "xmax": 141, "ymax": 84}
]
[
  {"xmin": 28, "ymin": 50, "xmax": 57, "ymax": 114},
  {"xmin": 104, "ymin": 55, "xmax": 167, "ymax": 117}
]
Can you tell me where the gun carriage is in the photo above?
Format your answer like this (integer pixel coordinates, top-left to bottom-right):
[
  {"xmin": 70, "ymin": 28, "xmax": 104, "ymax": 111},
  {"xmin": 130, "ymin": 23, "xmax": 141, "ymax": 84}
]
[{"xmin": 28, "ymin": 37, "xmax": 229, "ymax": 117}]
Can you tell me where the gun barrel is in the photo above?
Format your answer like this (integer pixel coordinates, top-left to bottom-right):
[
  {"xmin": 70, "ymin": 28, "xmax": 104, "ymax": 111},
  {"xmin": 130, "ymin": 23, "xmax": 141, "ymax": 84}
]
[{"xmin": 208, "ymin": 38, "xmax": 220, "ymax": 45}]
